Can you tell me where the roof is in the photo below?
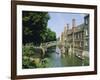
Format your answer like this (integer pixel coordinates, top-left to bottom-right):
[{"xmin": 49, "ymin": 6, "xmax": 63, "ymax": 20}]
[{"xmin": 67, "ymin": 23, "xmax": 84, "ymax": 35}]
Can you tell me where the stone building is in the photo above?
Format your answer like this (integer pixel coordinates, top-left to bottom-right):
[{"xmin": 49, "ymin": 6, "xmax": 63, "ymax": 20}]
[{"xmin": 60, "ymin": 14, "xmax": 89, "ymax": 59}]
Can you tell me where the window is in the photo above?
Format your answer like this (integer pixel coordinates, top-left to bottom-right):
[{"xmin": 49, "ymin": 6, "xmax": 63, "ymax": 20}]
[
  {"xmin": 80, "ymin": 42, "xmax": 82, "ymax": 47},
  {"xmin": 85, "ymin": 41, "xmax": 88, "ymax": 46},
  {"xmin": 85, "ymin": 29, "xmax": 88, "ymax": 36}
]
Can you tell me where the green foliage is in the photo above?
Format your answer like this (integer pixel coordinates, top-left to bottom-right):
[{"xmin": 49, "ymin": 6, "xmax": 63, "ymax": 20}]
[
  {"xmin": 23, "ymin": 11, "xmax": 50, "ymax": 45},
  {"xmin": 22, "ymin": 11, "xmax": 57, "ymax": 68},
  {"xmin": 22, "ymin": 44, "xmax": 50, "ymax": 68},
  {"xmin": 45, "ymin": 28, "xmax": 56, "ymax": 42},
  {"xmin": 22, "ymin": 11, "xmax": 56, "ymax": 46},
  {"xmin": 22, "ymin": 45, "xmax": 34, "ymax": 56},
  {"xmin": 22, "ymin": 45, "xmax": 36, "ymax": 68}
]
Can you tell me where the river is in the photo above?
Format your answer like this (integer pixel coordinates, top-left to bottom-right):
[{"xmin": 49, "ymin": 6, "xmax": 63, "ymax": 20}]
[{"xmin": 44, "ymin": 46, "xmax": 89, "ymax": 68}]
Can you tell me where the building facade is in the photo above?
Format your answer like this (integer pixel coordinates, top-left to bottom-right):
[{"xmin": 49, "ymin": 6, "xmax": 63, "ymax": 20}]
[{"xmin": 60, "ymin": 15, "xmax": 89, "ymax": 59}]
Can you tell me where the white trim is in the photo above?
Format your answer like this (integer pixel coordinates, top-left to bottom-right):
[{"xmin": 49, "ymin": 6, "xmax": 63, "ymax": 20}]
[{"xmin": 17, "ymin": 5, "xmax": 94, "ymax": 75}]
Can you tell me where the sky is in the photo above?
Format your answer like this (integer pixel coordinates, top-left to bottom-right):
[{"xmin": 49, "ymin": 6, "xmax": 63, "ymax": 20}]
[{"xmin": 47, "ymin": 12, "xmax": 87, "ymax": 38}]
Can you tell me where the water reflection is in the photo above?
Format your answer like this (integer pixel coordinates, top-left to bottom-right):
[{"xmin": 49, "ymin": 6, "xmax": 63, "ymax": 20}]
[
  {"xmin": 51, "ymin": 46, "xmax": 62, "ymax": 67},
  {"xmin": 46, "ymin": 46, "xmax": 89, "ymax": 68}
]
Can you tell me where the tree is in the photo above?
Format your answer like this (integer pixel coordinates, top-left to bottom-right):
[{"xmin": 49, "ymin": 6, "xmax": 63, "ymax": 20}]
[
  {"xmin": 22, "ymin": 11, "xmax": 56, "ymax": 45},
  {"xmin": 45, "ymin": 28, "xmax": 56, "ymax": 42},
  {"xmin": 22, "ymin": 11, "xmax": 50, "ymax": 45}
]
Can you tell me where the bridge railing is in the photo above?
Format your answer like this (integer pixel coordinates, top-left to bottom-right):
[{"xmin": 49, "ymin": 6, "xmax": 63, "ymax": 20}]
[{"xmin": 41, "ymin": 41, "xmax": 57, "ymax": 48}]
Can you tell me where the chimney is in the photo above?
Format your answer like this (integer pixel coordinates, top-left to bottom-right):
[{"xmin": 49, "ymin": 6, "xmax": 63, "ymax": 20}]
[
  {"xmin": 67, "ymin": 24, "xmax": 69, "ymax": 30},
  {"xmin": 64, "ymin": 25, "xmax": 67, "ymax": 31},
  {"xmin": 72, "ymin": 18, "xmax": 76, "ymax": 27},
  {"xmin": 72, "ymin": 18, "xmax": 76, "ymax": 32}
]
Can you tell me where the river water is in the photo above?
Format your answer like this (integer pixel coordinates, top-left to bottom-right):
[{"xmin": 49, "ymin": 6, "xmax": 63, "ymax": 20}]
[{"xmin": 45, "ymin": 46, "xmax": 89, "ymax": 68}]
